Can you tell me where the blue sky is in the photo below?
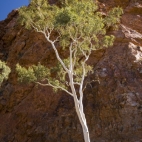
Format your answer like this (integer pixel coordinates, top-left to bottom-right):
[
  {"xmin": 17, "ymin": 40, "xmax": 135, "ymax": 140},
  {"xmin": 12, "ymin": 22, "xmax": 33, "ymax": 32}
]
[{"xmin": 0, "ymin": 0, "xmax": 29, "ymax": 21}]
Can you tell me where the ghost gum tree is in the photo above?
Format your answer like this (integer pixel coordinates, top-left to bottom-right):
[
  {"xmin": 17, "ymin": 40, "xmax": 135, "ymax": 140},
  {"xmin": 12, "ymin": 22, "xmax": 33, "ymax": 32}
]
[{"xmin": 16, "ymin": 0, "xmax": 123, "ymax": 141}]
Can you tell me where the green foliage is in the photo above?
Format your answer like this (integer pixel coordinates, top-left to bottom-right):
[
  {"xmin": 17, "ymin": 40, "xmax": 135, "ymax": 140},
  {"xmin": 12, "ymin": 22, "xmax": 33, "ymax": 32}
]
[
  {"xmin": 104, "ymin": 7, "xmax": 123, "ymax": 28},
  {"xmin": 18, "ymin": 0, "xmax": 123, "ymax": 51},
  {"xmin": 16, "ymin": 63, "xmax": 49, "ymax": 83},
  {"xmin": 32, "ymin": 63, "xmax": 50, "ymax": 81},
  {"xmin": 18, "ymin": 0, "xmax": 57, "ymax": 29},
  {"xmin": 16, "ymin": 64, "xmax": 37, "ymax": 83},
  {"xmin": 18, "ymin": 0, "xmax": 123, "ymax": 90},
  {"xmin": 16, "ymin": 62, "xmax": 68, "ymax": 92},
  {"xmin": 0, "ymin": 60, "xmax": 11, "ymax": 86},
  {"xmin": 55, "ymin": 9, "xmax": 71, "ymax": 26},
  {"xmin": 102, "ymin": 35, "xmax": 115, "ymax": 47}
]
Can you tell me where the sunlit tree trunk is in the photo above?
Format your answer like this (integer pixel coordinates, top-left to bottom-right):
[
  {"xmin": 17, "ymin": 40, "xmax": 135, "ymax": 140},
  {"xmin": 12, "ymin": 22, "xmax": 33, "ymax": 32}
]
[{"xmin": 17, "ymin": 2, "xmax": 123, "ymax": 141}]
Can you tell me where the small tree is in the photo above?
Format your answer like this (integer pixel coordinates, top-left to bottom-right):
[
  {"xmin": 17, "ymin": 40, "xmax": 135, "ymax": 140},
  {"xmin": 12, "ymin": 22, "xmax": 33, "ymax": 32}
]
[
  {"xmin": 0, "ymin": 60, "xmax": 11, "ymax": 86},
  {"xmin": 16, "ymin": 0, "xmax": 123, "ymax": 141}
]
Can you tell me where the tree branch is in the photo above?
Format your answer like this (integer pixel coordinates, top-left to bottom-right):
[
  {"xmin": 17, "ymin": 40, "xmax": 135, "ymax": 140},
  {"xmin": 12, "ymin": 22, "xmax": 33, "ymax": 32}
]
[
  {"xmin": 35, "ymin": 81, "xmax": 74, "ymax": 97},
  {"xmin": 69, "ymin": 43, "xmax": 73, "ymax": 71},
  {"xmin": 72, "ymin": 47, "xmax": 77, "ymax": 70},
  {"xmin": 74, "ymin": 82, "xmax": 81, "ymax": 85},
  {"xmin": 42, "ymin": 31, "xmax": 69, "ymax": 73}
]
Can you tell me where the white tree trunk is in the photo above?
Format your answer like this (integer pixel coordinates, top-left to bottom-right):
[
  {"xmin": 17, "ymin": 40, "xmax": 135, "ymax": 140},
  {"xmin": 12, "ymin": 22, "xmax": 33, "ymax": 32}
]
[
  {"xmin": 41, "ymin": 31, "xmax": 91, "ymax": 142},
  {"xmin": 74, "ymin": 98, "xmax": 91, "ymax": 142},
  {"xmin": 82, "ymin": 122, "xmax": 90, "ymax": 142},
  {"xmin": 68, "ymin": 68, "xmax": 91, "ymax": 142}
]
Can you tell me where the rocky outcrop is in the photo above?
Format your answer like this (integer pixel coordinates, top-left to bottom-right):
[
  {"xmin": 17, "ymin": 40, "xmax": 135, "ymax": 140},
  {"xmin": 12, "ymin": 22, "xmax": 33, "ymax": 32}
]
[{"xmin": 0, "ymin": 0, "xmax": 142, "ymax": 142}]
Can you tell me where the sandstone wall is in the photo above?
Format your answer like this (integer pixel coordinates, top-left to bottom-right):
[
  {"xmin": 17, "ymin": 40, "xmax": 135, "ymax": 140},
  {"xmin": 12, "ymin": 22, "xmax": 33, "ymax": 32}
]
[{"xmin": 0, "ymin": 0, "xmax": 142, "ymax": 142}]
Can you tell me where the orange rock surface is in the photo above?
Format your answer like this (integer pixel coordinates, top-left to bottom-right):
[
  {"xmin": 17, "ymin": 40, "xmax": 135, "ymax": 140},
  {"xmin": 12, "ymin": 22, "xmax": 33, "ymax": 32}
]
[{"xmin": 0, "ymin": 0, "xmax": 142, "ymax": 141}]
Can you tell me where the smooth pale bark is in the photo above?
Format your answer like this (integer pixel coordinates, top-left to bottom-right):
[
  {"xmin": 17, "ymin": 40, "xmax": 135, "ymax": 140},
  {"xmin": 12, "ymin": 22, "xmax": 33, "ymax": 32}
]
[
  {"xmin": 83, "ymin": 124, "xmax": 90, "ymax": 142},
  {"xmin": 35, "ymin": 29, "xmax": 91, "ymax": 142},
  {"xmin": 69, "ymin": 71, "xmax": 91, "ymax": 142},
  {"xmin": 74, "ymin": 98, "xmax": 91, "ymax": 142},
  {"xmin": 73, "ymin": 91, "xmax": 90, "ymax": 142}
]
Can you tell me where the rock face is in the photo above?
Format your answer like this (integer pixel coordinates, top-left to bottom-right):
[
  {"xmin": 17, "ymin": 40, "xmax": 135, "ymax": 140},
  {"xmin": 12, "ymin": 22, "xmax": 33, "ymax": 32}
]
[{"xmin": 0, "ymin": 0, "xmax": 142, "ymax": 142}]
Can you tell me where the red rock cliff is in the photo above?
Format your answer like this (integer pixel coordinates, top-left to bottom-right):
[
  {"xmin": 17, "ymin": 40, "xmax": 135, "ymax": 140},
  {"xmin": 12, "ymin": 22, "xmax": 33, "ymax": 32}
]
[{"xmin": 0, "ymin": 0, "xmax": 142, "ymax": 142}]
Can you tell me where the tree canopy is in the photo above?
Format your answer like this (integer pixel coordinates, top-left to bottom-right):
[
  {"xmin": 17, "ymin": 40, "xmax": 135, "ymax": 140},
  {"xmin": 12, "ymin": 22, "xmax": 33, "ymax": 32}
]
[
  {"xmin": 16, "ymin": 1, "xmax": 123, "ymax": 141},
  {"xmin": 17, "ymin": 0, "xmax": 123, "ymax": 91}
]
